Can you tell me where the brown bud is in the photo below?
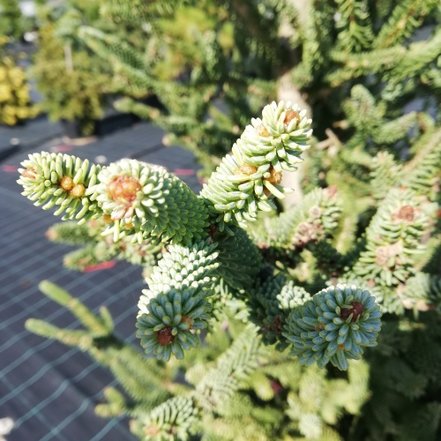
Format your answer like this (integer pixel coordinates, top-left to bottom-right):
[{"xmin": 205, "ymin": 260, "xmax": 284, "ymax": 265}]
[
  {"xmin": 270, "ymin": 380, "xmax": 283, "ymax": 395},
  {"xmin": 181, "ymin": 315, "xmax": 194, "ymax": 329},
  {"xmin": 70, "ymin": 183, "xmax": 85, "ymax": 198},
  {"xmin": 367, "ymin": 279, "xmax": 376, "ymax": 288},
  {"xmin": 284, "ymin": 109, "xmax": 300, "ymax": 125},
  {"xmin": 208, "ymin": 224, "xmax": 218, "ymax": 239},
  {"xmin": 340, "ymin": 301, "xmax": 364, "ymax": 321},
  {"xmin": 22, "ymin": 166, "xmax": 37, "ymax": 180},
  {"xmin": 314, "ymin": 322, "xmax": 325, "ymax": 331},
  {"xmin": 271, "ymin": 315, "xmax": 283, "ymax": 334},
  {"xmin": 375, "ymin": 242, "xmax": 402, "ymax": 267},
  {"xmin": 309, "ymin": 206, "xmax": 322, "ymax": 219},
  {"xmin": 258, "ymin": 125, "xmax": 270, "ymax": 137},
  {"xmin": 156, "ymin": 327, "xmax": 174, "ymax": 346},
  {"xmin": 102, "ymin": 214, "xmax": 113, "ymax": 224},
  {"xmin": 239, "ymin": 164, "xmax": 257, "ymax": 175},
  {"xmin": 108, "ymin": 175, "xmax": 141, "ymax": 203},
  {"xmin": 60, "ymin": 176, "xmax": 74, "ymax": 191},
  {"xmin": 396, "ymin": 205, "xmax": 415, "ymax": 222},
  {"xmin": 45, "ymin": 228, "xmax": 58, "ymax": 241},
  {"xmin": 144, "ymin": 425, "xmax": 160, "ymax": 436},
  {"xmin": 325, "ymin": 185, "xmax": 338, "ymax": 198},
  {"xmin": 266, "ymin": 166, "xmax": 282, "ymax": 185}
]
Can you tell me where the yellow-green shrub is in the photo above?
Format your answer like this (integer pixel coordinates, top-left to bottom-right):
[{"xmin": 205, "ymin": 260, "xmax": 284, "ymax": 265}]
[{"xmin": 0, "ymin": 56, "xmax": 37, "ymax": 126}]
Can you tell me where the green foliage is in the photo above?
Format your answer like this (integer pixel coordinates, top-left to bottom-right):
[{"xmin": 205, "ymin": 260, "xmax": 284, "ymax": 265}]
[
  {"xmin": 19, "ymin": 103, "xmax": 382, "ymax": 369},
  {"xmin": 35, "ymin": 0, "xmax": 439, "ymax": 176},
  {"xmin": 18, "ymin": 1, "xmax": 441, "ymax": 440},
  {"xmin": 75, "ymin": 0, "xmax": 290, "ymax": 173},
  {"xmin": 249, "ymin": 187, "xmax": 341, "ymax": 250},
  {"xmin": 26, "ymin": 282, "xmax": 173, "ymax": 412},
  {"xmin": 132, "ymin": 396, "xmax": 198, "ymax": 441},
  {"xmin": 46, "ymin": 221, "xmax": 93, "ymax": 245},
  {"xmin": 0, "ymin": 0, "xmax": 23, "ymax": 39},
  {"xmin": 373, "ymin": 0, "xmax": 439, "ymax": 49},
  {"xmin": 350, "ymin": 188, "xmax": 436, "ymax": 291},
  {"xmin": 32, "ymin": 20, "xmax": 111, "ymax": 135},
  {"xmin": 334, "ymin": 0, "xmax": 373, "ymax": 52},
  {"xmin": 62, "ymin": 243, "xmax": 114, "ymax": 271},
  {"xmin": 46, "ymin": 219, "xmax": 163, "ymax": 270},
  {"xmin": 195, "ymin": 325, "xmax": 262, "ymax": 411}
]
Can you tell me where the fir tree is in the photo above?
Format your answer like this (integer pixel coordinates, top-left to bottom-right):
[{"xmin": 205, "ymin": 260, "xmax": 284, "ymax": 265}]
[
  {"xmin": 18, "ymin": 96, "xmax": 441, "ymax": 439},
  {"xmin": 16, "ymin": 2, "xmax": 441, "ymax": 439}
]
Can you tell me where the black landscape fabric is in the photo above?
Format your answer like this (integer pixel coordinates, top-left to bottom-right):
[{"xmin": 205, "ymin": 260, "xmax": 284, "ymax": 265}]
[{"xmin": 0, "ymin": 120, "xmax": 200, "ymax": 441}]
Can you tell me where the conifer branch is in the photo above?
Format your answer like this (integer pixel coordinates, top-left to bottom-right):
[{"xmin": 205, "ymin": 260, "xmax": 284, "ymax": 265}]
[
  {"xmin": 334, "ymin": 0, "xmax": 373, "ymax": 53},
  {"xmin": 38, "ymin": 280, "xmax": 111, "ymax": 335},
  {"xmin": 201, "ymin": 101, "xmax": 312, "ymax": 227},
  {"xmin": 250, "ymin": 187, "xmax": 341, "ymax": 250},
  {"xmin": 17, "ymin": 1, "xmax": 441, "ymax": 437},
  {"xmin": 327, "ymin": 46, "xmax": 406, "ymax": 86},
  {"xmin": 95, "ymin": 387, "xmax": 127, "ymax": 418},
  {"xmin": 62, "ymin": 244, "xmax": 115, "ymax": 272},
  {"xmin": 26, "ymin": 319, "xmax": 95, "ymax": 350},
  {"xmin": 386, "ymin": 28, "xmax": 441, "ymax": 84},
  {"xmin": 292, "ymin": 0, "xmax": 334, "ymax": 85},
  {"xmin": 283, "ymin": 285, "xmax": 381, "ymax": 370},
  {"xmin": 195, "ymin": 325, "xmax": 262, "ymax": 410},
  {"xmin": 370, "ymin": 152, "xmax": 402, "ymax": 201},
  {"xmin": 374, "ymin": 0, "xmax": 439, "ymax": 49},
  {"xmin": 17, "ymin": 102, "xmax": 385, "ymax": 370},
  {"xmin": 26, "ymin": 283, "xmax": 174, "ymax": 409},
  {"xmin": 88, "ymin": 158, "xmax": 209, "ymax": 243},
  {"xmin": 402, "ymin": 127, "xmax": 441, "ymax": 199},
  {"xmin": 17, "ymin": 152, "xmax": 102, "ymax": 221},
  {"xmin": 131, "ymin": 396, "xmax": 198, "ymax": 441},
  {"xmin": 349, "ymin": 188, "xmax": 437, "ymax": 299},
  {"xmin": 78, "ymin": 26, "xmax": 153, "ymax": 94},
  {"xmin": 136, "ymin": 241, "xmax": 220, "ymax": 361},
  {"xmin": 46, "ymin": 221, "xmax": 94, "ymax": 245}
]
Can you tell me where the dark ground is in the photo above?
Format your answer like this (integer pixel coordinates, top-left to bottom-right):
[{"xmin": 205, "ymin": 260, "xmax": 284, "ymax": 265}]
[{"xmin": 0, "ymin": 118, "xmax": 200, "ymax": 441}]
